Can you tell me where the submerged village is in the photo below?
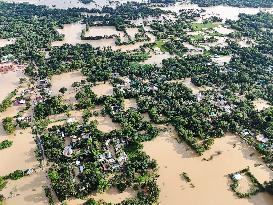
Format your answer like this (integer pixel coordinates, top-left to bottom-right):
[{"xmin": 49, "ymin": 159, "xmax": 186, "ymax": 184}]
[{"xmin": 1, "ymin": 0, "xmax": 273, "ymax": 204}]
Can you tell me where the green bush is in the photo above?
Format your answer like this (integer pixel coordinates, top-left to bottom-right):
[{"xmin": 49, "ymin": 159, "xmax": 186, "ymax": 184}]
[
  {"xmin": 0, "ymin": 140, "xmax": 13, "ymax": 150},
  {"xmin": 2, "ymin": 117, "xmax": 16, "ymax": 135},
  {"xmin": 5, "ymin": 170, "xmax": 25, "ymax": 180},
  {"xmin": 0, "ymin": 177, "xmax": 7, "ymax": 191}
]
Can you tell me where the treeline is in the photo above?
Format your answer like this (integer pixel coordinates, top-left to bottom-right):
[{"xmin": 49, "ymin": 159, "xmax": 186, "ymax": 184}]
[
  {"xmin": 191, "ymin": 0, "xmax": 273, "ymax": 7},
  {"xmin": 83, "ymin": 2, "xmax": 169, "ymax": 31},
  {"xmin": 0, "ymin": 2, "xmax": 82, "ymax": 63}
]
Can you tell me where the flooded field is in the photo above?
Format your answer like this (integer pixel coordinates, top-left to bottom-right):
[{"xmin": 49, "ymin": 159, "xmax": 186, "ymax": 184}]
[
  {"xmin": 161, "ymin": 3, "xmax": 273, "ymax": 21},
  {"xmin": 0, "ymin": 99, "xmax": 46, "ymax": 204},
  {"xmin": 66, "ymin": 188, "xmax": 136, "ymax": 205},
  {"xmin": 143, "ymin": 127, "xmax": 273, "ymax": 205},
  {"xmin": 142, "ymin": 51, "xmax": 173, "ymax": 66},
  {"xmin": 52, "ymin": 23, "xmax": 155, "ymax": 51},
  {"xmin": 0, "ymin": 70, "xmax": 25, "ymax": 103},
  {"xmin": 1, "ymin": 170, "xmax": 49, "ymax": 205},
  {"xmin": 91, "ymin": 82, "xmax": 113, "ymax": 97},
  {"xmin": 89, "ymin": 115, "xmax": 120, "ymax": 132},
  {"xmin": 212, "ymin": 55, "xmax": 232, "ymax": 65},
  {"xmin": 51, "ymin": 71, "xmax": 86, "ymax": 104},
  {"xmin": 1, "ymin": 1, "xmax": 273, "ymax": 205},
  {"xmin": 85, "ymin": 26, "xmax": 124, "ymax": 38},
  {"xmin": 214, "ymin": 25, "xmax": 235, "ymax": 35},
  {"xmin": 253, "ymin": 98, "xmax": 271, "ymax": 111},
  {"xmin": 124, "ymin": 98, "xmax": 138, "ymax": 110},
  {"xmin": 51, "ymin": 71, "xmax": 86, "ymax": 95},
  {"xmin": 0, "ymin": 39, "xmax": 15, "ymax": 48}
]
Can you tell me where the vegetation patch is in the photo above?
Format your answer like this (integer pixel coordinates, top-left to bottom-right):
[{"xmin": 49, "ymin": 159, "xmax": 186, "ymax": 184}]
[
  {"xmin": 0, "ymin": 140, "xmax": 13, "ymax": 150},
  {"xmin": 2, "ymin": 117, "xmax": 16, "ymax": 135},
  {"xmin": 229, "ymin": 168, "xmax": 264, "ymax": 198}
]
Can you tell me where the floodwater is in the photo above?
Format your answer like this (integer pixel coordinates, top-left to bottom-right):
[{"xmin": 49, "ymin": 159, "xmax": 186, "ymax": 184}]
[
  {"xmin": 1, "ymin": 169, "xmax": 49, "ymax": 205},
  {"xmin": 0, "ymin": 70, "xmax": 25, "ymax": 103},
  {"xmin": 91, "ymin": 81, "xmax": 113, "ymax": 97},
  {"xmin": 165, "ymin": 78, "xmax": 207, "ymax": 95},
  {"xmin": 51, "ymin": 71, "xmax": 86, "ymax": 95},
  {"xmin": 124, "ymin": 98, "xmax": 138, "ymax": 110},
  {"xmin": 212, "ymin": 55, "xmax": 232, "ymax": 65},
  {"xmin": 51, "ymin": 71, "xmax": 86, "ymax": 104},
  {"xmin": 236, "ymin": 174, "xmax": 253, "ymax": 194},
  {"xmin": 126, "ymin": 27, "xmax": 139, "ymax": 40},
  {"xmin": 66, "ymin": 187, "xmax": 136, "ymax": 205},
  {"xmin": 89, "ymin": 115, "xmax": 120, "ymax": 132},
  {"xmin": 5, "ymin": 0, "xmax": 147, "ymax": 9},
  {"xmin": 85, "ymin": 26, "xmax": 124, "ymax": 38},
  {"xmin": 161, "ymin": 3, "xmax": 273, "ymax": 21},
  {"xmin": 142, "ymin": 51, "xmax": 173, "ymax": 66},
  {"xmin": 0, "ymin": 38, "xmax": 15, "ymax": 48},
  {"xmin": 52, "ymin": 23, "xmax": 115, "ymax": 48},
  {"xmin": 238, "ymin": 38, "xmax": 255, "ymax": 48},
  {"xmin": 253, "ymin": 98, "xmax": 271, "ymax": 111},
  {"xmin": 214, "ymin": 25, "xmax": 235, "ymax": 35},
  {"xmin": 0, "ymin": 92, "xmax": 47, "ymax": 204},
  {"xmin": 0, "ymin": 127, "xmax": 38, "ymax": 176},
  {"xmin": 143, "ymin": 127, "xmax": 273, "ymax": 205},
  {"xmin": 52, "ymin": 23, "xmax": 155, "ymax": 51}
]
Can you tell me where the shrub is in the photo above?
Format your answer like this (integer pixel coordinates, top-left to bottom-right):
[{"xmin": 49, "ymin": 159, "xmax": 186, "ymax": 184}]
[
  {"xmin": 0, "ymin": 177, "xmax": 7, "ymax": 191},
  {"xmin": 5, "ymin": 170, "xmax": 25, "ymax": 180},
  {"xmin": 2, "ymin": 117, "xmax": 16, "ymax": 135},
  {"xmin": 0, "ymin": 140, "xmax": 13, "ymax": 150}
]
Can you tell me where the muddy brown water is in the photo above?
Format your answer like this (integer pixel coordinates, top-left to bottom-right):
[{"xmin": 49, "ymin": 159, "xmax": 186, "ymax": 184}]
[
  {"xmin": 253, "ymin": 98, "xmax": 271, "ymax": 111},
  {"xmin": 52, "ymin": 22, "xmax": 156, "ymax": 51},
  {"xmin": 143, "ymin": 127, "xmax": 273, "ymax": 205},
  {"xmin": 0, "ymin": 70, "xmax": 25, "ymax": 103}
]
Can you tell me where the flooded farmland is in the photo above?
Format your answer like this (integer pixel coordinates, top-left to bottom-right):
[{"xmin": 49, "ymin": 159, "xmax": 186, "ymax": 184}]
[
  {"xmin": 1, "ymin": 0, "xmax": 273, "ymax": 205},
  {"xmin": 143, "ymin": 127, "xmax": 273, "ymax": 205},
  {"xmin": 52, "ymin": 23, "xmax": 155, "ymax": 51},
  {"xmin": 0, "ymin": 70, "xmax": 25, "ymax": 103}
]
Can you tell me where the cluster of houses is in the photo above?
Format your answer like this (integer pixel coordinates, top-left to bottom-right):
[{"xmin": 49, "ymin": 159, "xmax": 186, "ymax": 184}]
[
  {"xmin": 210, "ymin": 93, "xmax": 236, "ymax": 114},
  {"xmin": 0, "ymin": 63, "xmax": 25, "ymax": 74},
  {"xmin": 14, "ymin": 88, "xmax": 34, "ymax": 106},
  {"xmin": 0, "ymin": 55, "xmax": 25, "ymax": 74},
  {"xmin": 59, "ymin": 128, "xmax": 129, "ymax": 173},
  {"xmin": 241, "ymin": 129, "xmax": 272, "ymax": 151},
  {"xmin": 16, "ymin": 116, "xmax": 32, "ymax": 124},
  {"xmin": 37, "ymin": 78, "xmax": 52, "ymax": 96},
  {"xmin": 99, "ymin": 138, "xmax": 128, "ymax": 172},
  {"xmin": 115, "ymin": 76, "xmax": 131, "ymax": 91}
]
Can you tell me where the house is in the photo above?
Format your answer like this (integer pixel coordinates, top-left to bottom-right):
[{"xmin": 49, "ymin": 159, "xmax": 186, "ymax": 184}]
[
  {"xmin": 1, "ymin": 54, "xmax": 15, "ymax": 63},
  {"xmin": 256, "ymin": 134, "xmax": 269, "ymax": 143},
  {"xmin": 63, "ymin": 146, "xmax": 73, "ymax": 157},
  {"xmin": 196, "ymin": 93, "xmax": 203, "ymax": 102},
  {"xmin": 241, "ymin": 129, "xmax": 254, "ymax": 137},
  {"xmin": 17, "ymin": 116, "xmax": 31, "ymax": 123},
  {"xmin": 67, "ymin": 118, "xmax": 76, "ymax": 124},
  {"xmin": 19, "ymin": 99, "xmax": 26, "ymax": 104},
  {"xmin": 149, "ymin": 84, "xmax": 159, "ymax": 92},
  {"xmin": 105, "ymin": 151, "xmax": 112, "ymax": 159},
  {"xmin": 111, "ymin": 164, "xmax": 120, "ymax": 171},
  {"xmin": 112, "ymin": 73, "xmax": 120, "ymax": 78},
  {"xmin": 79, "ymin": 165, "xmax": 84, "ymax": 173},
  {"xmin": 81, "ymin": 133, "xmax": 91, "ymax": 139},
  {"xmin": 111, "ymin": 105, "xmax": 121, "ymax": 113},
  {"xmin": 154, "ymin": 47, "xmax": 161, "ymax": 54},
  {"xmin": 233, "ymin": 173, "xmax": 242, "ymax": 181}
]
